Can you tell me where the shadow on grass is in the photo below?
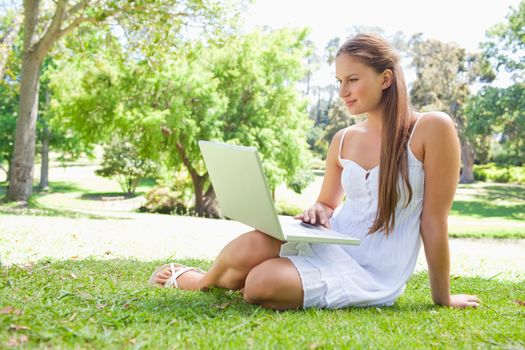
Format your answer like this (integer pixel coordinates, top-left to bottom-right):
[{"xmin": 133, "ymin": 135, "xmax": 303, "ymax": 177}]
[
  {"xmin": 1, "ymin": 180, "xmax": 89, "ymax": 198},
  {"xmin": 451, "ymin": 200, "xmax": 525, "ymax": 220},
  {"xmin": 0, "ymin": 201, "xmax": 122, "ymax": 220},
  {"xmin": 80, "ymin": 192, "xmax": 138, "ymax": 200},
  {"xmin": 1, "ymin": 192, "xmax": 123, "ymax": 221},
  {"xmin": 468, "ymin": 183, "xmax": 525, "ymax": 202},
  {"xmin": 452, "ymin": 183, "xmax": 525, "ymax": 220},
  {"xmin": 0, "ymin": 181, "xmax": 133, "ymax": 219}
]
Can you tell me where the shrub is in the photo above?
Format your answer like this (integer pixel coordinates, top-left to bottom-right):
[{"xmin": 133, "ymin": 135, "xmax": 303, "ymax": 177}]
[
  {"xmin": 139, "ymin": 187, "xmax": 187, "ymax": 214},
  {"xmin": 96, "ymin": 140, "xmax": 157, "ymax": 194},
  {"xmin": 491, "ymin": 168, "xmax": 512, "ymax": 183},
  {"xmin": 473, "ymin": 163, "xmax": 525, "ymax": 184},
  {"xmin": 275, "ymin": 201, "xmax": 303, "ymax": 216},
  {"xmin": 473, "ymin": 167, "xmax": 488, "ymax": 182}
]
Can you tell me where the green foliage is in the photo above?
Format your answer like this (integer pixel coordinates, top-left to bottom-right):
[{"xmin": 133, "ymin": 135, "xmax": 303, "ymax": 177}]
[
  {"xmin": 306, "ymin": 126, "xmax": 326, "ymax": 159},
  {"xmin": 464, "ymin": 84, "xmax": 525, "ymax": 165},
  {"xmin": 139, "ymin": 186, "xmax": 187, "ymax": 214},
  {"xmin": 409, "ymin": 36, "xmax": 471, "ymax": 113},
  {"xmin": 275, "ymin": 200, "xmax": 303, "ymax": 216},
  {"xmin": 324, "ymin": 99, "xmax": 358, "ymax": 148},
  {"xmin": 0, "ymin": 83, "xmax": 16, "ymax": 175},
  {"xmin": 208, "ymin": 28, "xmax": 314, "ymax": 193},
  {"xmin": 482, "ymin": 0, "xmax": 525, "ymax": 81},
  {"xmin": 49, "ymin": 28, "xmax": 314, "ymax": 214},
  {"xmin": 95, "ymin": 139, "xmax": 158, "ymax": 194},
  {"xmin": 473, "ymin": 163, "xmax": 525, "ymax": 184}
]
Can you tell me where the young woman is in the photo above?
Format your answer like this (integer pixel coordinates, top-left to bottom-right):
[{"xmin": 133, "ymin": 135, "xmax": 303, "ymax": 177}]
[{"xmin": 149, "ymin": 33, "xmax": 481, "ymax": 310}]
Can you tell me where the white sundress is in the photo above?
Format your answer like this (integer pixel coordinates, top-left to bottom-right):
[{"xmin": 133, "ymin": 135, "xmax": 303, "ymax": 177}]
[{"xmin": 280, "ymin": 118, "xmax": 425, "ymax": 309}]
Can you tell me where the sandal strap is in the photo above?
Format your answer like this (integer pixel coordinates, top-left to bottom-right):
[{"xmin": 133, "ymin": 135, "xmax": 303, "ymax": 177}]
[{"xmin": 165, "ymin": 263, "xmax": 197, "ymax": 288}]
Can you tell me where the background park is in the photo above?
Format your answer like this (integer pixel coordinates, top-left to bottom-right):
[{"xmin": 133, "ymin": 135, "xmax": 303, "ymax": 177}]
[{"xmin": 0, "ymin": 0, "xmax": 524, "ymax": 348}]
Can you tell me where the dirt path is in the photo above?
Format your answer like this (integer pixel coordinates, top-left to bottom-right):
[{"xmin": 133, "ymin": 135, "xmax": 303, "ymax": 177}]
[{"xmin": 1, "ymin": 211, "xmax": 523, "ymax": 281}]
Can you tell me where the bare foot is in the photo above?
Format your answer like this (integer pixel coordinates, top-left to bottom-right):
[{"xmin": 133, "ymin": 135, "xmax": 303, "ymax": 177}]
[{"xmin": 154, "ymin": 265, "xmax": 205, "ymax": 290}]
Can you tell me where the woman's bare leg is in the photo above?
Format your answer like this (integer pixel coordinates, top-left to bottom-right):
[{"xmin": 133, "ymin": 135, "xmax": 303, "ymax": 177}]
[
  {"xmin": 153, "ymin": 230, "xmax": 282, "ymax": 290},
  {"xmin": 243, "ymin": 257, "xmax": 303, "ymax": 310}
]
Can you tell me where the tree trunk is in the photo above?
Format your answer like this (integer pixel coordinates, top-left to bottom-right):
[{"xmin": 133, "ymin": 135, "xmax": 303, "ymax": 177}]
[
  {"xmin": 192, "ymin": 175, "xmax": 220, "ymax": 217},
  {"xmin": 39, "ymin": 124, "xmax": 50, "ymax": 190},
  {"xmin": 6, "ymin": 0, "xmax": 46, "ymax": 203},
  {"xmin": 202, "ymin": 184, "xmax": 219, "ymax": 217},
  {"xmin": 7, "ymin": 160, "xmax": 12, "ymax": 182},
  {"xmin": 460, "ymin": 137, "xmax": 475, "ymax": 183},
  {"xmin": 7, "ymin": 52, "xmax": 42, "ymax": 202},
  {"xmin": 193, "ymin": 175, "xmax": 206, "ymax": 216}
]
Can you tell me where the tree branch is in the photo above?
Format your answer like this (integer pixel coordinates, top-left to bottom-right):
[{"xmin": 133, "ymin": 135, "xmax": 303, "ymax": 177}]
[
  {"xmin": 175, "ymin": 142, "xmax": 200, "ymax": 183},
  {"xmin": 66, "ymin": 0, "xmax": 89, "ymax": 18},
  {"xmin": 22, "ymin": 0, "xmax": 40, "ymax": 53},
  {"xmin": 56, "ymin": 15, "xmax": 98, "ymax": 40},
  {"xmin": 34, "ymin": 0, "xmax": 68, "ymax": 59}
]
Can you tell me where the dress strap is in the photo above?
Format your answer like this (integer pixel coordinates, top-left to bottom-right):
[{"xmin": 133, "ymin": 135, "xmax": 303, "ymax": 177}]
[
  {"xmin": 338, "ymin": 127, "xmax": 351, "ymax": 161},
  {"xmin": 408, "ymin": 115, "xmax": 424, "ymax": 145}
]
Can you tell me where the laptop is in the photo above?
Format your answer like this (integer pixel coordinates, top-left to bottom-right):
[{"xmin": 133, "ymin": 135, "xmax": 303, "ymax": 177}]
[{"xmin": 198, "ymin": 140, "xmax": 360, "ymax": 245}]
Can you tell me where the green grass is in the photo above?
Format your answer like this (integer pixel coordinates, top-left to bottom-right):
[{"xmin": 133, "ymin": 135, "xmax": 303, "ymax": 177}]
[
  {"xmin": 451, "ymin": 184, "xmax": 525, "ymax": 220},
  {"xmin": 2, "ymin": 175, "xmax": 525, "ymax": 238},
  {"xmin": 1, "ymin": 259, "xmax": 523, "ymax": 349},
  {"xmin": 0, "ymin": 178, "xmax": 155, "ymax": 218},
  {"xmin": 447, "ymin": 183, "xmax": 525, "ymax": 238}
]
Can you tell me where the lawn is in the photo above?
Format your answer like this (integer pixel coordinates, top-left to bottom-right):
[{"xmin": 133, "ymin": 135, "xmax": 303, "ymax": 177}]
[
  {"xmin": 2, "ymin": 173, "xmax": 525, "ymax": 238},
  {"xmin": 1, "ymin": 259, "xmax": 524, "ymax": 349}
]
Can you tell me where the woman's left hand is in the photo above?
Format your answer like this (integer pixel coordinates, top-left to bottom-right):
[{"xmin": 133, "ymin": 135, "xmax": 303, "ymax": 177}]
[{"xmin": 449, "ymin": 294, "xmax": 481, "ymax": 308}]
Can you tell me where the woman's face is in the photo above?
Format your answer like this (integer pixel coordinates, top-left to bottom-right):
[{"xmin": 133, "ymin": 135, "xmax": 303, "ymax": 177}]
[{"xmin": 335, "ymin": 54, "xmax": 386, "ymax": 115}]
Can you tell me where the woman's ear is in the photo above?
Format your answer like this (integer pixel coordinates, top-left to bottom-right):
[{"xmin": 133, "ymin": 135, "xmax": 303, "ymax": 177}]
[{"xmin": 381, "ymin": 69, "xmax": 394, "ymax": 89}]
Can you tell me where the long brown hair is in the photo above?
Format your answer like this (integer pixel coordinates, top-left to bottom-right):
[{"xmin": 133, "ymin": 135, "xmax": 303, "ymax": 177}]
[{"xmin": 337, "ymin": 33, "xmax": 413, "ymax": 235}]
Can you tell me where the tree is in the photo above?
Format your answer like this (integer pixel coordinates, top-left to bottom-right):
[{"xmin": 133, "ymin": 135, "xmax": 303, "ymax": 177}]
[
  {"xmin": 6, "ymin": 0, "xmax": 238, "ymax": 203},
  {"xmin": 464, "ymin": 84, "xmax": 525, "ymax": 165},
  {"xmin": 49, "ymin": 28, "xmax": 314, "ymax": 216},
  {"xmin": 409, "ymin": 35, "xmax": 494, "ymax": 183},
  {"xmin": 464, "ymin": 1, "xmax": 525, "ymax": 166},
  {"xmin": 96, "ymin": 138, "xmax": 157, "ymax": 195},
  {"xmin": 482, "ymin": 0, "xmax": 525, "ymax": 82}
]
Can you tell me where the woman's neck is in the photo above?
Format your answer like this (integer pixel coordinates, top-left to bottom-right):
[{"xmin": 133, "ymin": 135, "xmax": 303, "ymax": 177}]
[{"xmin": 365, "ymin": 110, "xmax": 383, "ymax": 134}]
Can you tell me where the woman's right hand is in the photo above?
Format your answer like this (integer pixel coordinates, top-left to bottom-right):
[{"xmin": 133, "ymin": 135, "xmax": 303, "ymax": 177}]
[{"xmin": 294, "ymin": 202, "xmax": 334, "ymax": 228}]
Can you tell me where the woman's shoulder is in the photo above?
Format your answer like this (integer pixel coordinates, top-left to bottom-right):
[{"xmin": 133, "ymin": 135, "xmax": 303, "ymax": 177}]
[
  {"xmin": 332, "ymin": 121, "xmax": 367, "ymax": 142},
  {"xmin": 413, "ymin": 111, "xmax": 457, "ymax": 139},
  {"xmin": 415, "ymin": 111, "xmax": 455, "ymax": 130}
]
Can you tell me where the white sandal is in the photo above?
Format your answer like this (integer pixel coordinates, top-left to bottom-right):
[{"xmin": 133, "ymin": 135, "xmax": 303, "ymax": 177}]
[{"xmin": 148, "ymin": 263, "xmax": 205, "ymax": 288}]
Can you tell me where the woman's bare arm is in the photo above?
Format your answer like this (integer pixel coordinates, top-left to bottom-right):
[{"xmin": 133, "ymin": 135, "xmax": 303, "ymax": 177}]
[
  {"xmin": 419, "ymin": 112, "xmax": 480, "ymax": 308},
  {"xmin": 295, "ymin": 129, "xmax": 345, "ymax": 227}
]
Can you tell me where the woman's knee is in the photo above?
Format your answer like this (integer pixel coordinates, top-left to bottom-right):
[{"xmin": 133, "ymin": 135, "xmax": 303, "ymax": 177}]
[
  {"xmin": 209, "ymin": 231, "xmax": 281, "ymax": 290},
  {"xmin": 225, "ymin": 230, "xmax": 281, "ymax": 268},
  {"xmin": 243, "ymin": 265, "xmax": 275, "ymax": 305},
  {"xmin": 243, "ymin": 259, "xmax": 303, "ymax": 309}
]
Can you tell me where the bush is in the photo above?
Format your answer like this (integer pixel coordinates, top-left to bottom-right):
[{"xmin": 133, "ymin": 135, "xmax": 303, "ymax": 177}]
[
  {"xmin": 139, "ymin": 187, "xmax": 187, "ymax": 215},
  {"xmin": 96, "ymin": 140, "xmax": 158, "ymax": 194},
  {"xmin": 473, "ymin": 167, "xmax": 488, "ymax": 182},
  {"xmin": 275, "ymin": 201, "xmax": 303, "ymax": 216},
  {"xmin": 473, "ymin": 163, "xmax": 525, "ymax": 184},
  {"xmin": 492, "ymin": 168, "xmax": 512, "ymax": 183}
]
